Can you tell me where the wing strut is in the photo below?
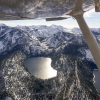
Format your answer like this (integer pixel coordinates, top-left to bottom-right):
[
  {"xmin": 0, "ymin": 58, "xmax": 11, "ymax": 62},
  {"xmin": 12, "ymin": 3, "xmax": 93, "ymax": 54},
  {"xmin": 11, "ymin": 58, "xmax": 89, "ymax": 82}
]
[{"xmin": 70, "ymin": 0, "xmax": 100, "ymax": 70}]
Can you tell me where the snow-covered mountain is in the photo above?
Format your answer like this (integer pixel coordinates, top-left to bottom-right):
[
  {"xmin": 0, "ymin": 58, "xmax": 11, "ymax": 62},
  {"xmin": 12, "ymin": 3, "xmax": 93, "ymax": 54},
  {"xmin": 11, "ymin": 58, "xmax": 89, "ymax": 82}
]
[
  {"xmin": 0, "ymin": 24, "xmax": 99, "ymax": 60},
  {"xmin": 72, "ymin": 27, "xmax": 100, "ymax": 35},
  {"xmin": 16, "ymin": 25, "xmax": 69, "ymax": 38},
  {"xmin": 0, "ymin": 24, "xmax": 100, "ymax": 100}
]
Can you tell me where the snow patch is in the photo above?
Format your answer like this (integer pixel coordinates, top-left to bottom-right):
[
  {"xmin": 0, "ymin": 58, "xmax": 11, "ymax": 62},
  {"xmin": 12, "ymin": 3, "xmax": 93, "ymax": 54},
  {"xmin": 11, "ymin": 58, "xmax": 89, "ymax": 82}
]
[
  {"xmin": 0, "ymin": 41, "xmax": 4, "ymax": 50},
  {"xmin": 85, "ymin": 49, "xmax": 94, "ymax": 61},
  {"xmin": 5, "ymin": 97, "xmax": 13, "ymax": 100}
]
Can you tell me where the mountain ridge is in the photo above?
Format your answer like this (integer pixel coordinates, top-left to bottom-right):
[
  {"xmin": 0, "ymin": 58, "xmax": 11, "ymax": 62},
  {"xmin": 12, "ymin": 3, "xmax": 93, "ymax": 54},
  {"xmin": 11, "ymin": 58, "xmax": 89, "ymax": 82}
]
[{"xmin": 0, "ymin": 24, "xmax": 100, "ymax": 100}]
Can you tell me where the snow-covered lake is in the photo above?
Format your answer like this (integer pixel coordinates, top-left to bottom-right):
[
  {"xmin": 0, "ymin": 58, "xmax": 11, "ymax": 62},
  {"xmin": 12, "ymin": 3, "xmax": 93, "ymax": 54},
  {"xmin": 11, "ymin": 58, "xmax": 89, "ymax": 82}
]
[
  {"xmin": 93, "ymin": 69, "xmax": 100, "ymax": 93},
  {"xmin": 23, "ymin": 57, "xmax": 57, "ymax": 79}
]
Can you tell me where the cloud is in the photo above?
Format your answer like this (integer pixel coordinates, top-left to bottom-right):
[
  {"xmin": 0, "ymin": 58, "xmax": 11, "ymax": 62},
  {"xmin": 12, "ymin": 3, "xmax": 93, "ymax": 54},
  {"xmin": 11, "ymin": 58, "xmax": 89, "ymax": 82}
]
[
  {"xmin": 84, "ymin": 8, "xmax": 100, "ymax": 17},
  {"xmin": 84, "ymin": 8, "xmax": 95, "ymax": 17}
]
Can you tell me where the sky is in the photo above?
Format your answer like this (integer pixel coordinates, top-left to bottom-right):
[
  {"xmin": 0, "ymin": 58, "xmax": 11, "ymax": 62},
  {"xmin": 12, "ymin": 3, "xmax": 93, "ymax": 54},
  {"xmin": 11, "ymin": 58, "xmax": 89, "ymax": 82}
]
[{"xmin": 0, "ymin": 8, "xmax": 100, "ymax": 28}]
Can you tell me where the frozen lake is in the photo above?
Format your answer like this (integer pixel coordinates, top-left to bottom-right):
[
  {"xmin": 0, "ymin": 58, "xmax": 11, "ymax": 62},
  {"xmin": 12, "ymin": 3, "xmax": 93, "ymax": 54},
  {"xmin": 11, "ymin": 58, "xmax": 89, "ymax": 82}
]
[
  {"xmin": 23, "ymin": 57, "xmax": 57, "ymax": 79},
  {"xmin": 93, "ymin": 69, "xmax": 100, "ymax": 93}
]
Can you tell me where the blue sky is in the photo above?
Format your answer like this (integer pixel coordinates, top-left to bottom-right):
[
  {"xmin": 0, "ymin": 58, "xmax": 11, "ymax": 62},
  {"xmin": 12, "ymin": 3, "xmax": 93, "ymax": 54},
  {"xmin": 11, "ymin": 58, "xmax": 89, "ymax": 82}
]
[{"xmin": 0, "ymin": 8, "xmax": 100, "ymax": 28}]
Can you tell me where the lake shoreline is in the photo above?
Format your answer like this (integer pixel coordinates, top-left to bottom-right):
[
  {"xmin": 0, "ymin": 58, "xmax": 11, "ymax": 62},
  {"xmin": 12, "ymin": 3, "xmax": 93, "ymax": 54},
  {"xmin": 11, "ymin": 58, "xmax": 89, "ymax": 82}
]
[
  {"xmin": 23, "ymin": 57, "xmax": 57, "ymax": 79},
  {"xmin": 93, "ymin": 69, "xmax": 100, "ymax": 93}
]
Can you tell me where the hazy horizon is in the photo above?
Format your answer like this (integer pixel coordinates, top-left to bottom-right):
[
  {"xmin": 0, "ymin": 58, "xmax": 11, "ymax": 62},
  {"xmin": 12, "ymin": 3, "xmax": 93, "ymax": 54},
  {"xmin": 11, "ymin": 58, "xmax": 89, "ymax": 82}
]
[{"xmin": 0, "ymin": 8, "xmax": 100, "ymax": 28}]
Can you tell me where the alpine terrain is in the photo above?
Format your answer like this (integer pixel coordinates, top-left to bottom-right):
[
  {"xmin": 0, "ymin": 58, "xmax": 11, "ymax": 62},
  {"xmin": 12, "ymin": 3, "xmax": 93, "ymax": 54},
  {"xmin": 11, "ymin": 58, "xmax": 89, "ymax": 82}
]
[{"xmin": 0, "ymin": 24, "xmax": 100, "ymax": 100}]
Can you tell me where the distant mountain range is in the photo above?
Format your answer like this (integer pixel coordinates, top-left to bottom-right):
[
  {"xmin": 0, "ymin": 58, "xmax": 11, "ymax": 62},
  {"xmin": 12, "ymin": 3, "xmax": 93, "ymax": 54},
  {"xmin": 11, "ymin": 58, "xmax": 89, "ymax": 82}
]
[
  {"xmin": 0, "ymin": 24, "xmax": 100, "ymax": 100},
  {"xmin": 0, "ymin": 24, "xmax": 100, "ymax": 58}
]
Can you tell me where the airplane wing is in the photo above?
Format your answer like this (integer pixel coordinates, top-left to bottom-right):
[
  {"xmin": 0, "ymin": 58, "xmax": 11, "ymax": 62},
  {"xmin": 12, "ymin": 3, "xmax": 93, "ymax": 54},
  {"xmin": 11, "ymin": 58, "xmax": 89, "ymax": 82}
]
[
  {"xmin": 0, "ymin": 0, "xmax": 94, "ymax": 20},
  {"xmin": 1, "ymin": 0, "xmax": 100, "ymax": 71},
  {"xmin": 46, "ymin": 17, "xmax": 69, "ymax": 21}
]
